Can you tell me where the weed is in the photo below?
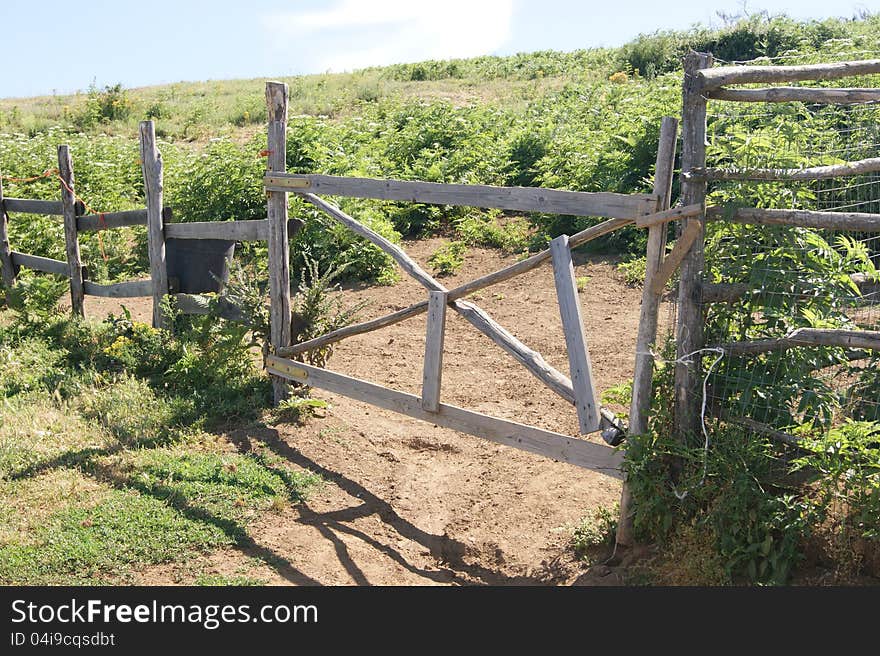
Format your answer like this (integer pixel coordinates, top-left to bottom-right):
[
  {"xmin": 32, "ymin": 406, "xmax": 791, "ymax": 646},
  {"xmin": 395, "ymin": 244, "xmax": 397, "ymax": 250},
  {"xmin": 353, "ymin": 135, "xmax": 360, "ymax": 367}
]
[
  {"xmin": 275, "ymin": 395, "xmax": 331, "ymax": 425},
  {"xmin": 428, "ymin": 241, "xmax": 468, "ymax": 276},
  {"xmin": 571, "ymin": 506, "xmax": 617, "ymax": 562},
  {"xmin": 617, "ymin": 256, "xmax": 647, "ymax": 286}
]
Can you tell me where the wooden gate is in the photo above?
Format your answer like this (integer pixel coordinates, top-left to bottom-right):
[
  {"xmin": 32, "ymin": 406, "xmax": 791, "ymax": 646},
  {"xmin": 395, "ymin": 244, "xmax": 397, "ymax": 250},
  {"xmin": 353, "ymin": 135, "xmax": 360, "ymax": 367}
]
[{"xmin": 261, "ymin": 83, "xmax": 682, "ymax": 479}]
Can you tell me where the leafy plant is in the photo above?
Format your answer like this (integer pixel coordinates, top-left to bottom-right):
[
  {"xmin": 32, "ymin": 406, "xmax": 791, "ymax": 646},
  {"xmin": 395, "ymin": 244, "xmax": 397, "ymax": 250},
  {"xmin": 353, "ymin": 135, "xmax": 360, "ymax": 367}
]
[{"xmin": 427, "ymin": 241, "xmax": 468, "ymax": 276}]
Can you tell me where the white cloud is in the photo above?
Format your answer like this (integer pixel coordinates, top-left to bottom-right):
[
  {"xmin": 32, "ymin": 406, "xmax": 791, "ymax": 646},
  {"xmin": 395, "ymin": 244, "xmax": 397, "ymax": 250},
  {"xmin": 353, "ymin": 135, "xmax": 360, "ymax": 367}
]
[{"xmin": 262, "ymin": 0, "xmax": 514, "ymax": 73}]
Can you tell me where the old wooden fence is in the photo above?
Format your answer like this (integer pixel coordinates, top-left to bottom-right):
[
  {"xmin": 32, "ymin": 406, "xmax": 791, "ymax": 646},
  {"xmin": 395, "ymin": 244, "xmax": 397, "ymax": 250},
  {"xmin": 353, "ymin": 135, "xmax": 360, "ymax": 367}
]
[
  {"xmin": 0, "ymin": 119, "xmax": 302, "ymax": 343},
  {"xmin": 613, "ymin": 55, "xmax": 880, "ymax": 546},
  {"xmin": 0, "ymin": 82, "xmax": 691, "ymax": 488}
]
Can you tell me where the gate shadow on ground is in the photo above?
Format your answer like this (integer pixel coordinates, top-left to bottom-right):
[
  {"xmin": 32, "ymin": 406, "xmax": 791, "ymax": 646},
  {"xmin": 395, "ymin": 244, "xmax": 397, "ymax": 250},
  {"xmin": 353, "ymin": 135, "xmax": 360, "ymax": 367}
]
[{"xmin": 227, "ymin": 422, "xmax": 568, "ymax": 585}]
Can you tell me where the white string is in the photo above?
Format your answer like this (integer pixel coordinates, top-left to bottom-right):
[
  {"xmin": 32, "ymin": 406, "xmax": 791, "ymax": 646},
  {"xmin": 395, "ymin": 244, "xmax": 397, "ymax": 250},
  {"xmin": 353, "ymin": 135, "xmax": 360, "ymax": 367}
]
[{"xmin": 637, "ymin": 346, "xmax": 726, "ymax": 500}]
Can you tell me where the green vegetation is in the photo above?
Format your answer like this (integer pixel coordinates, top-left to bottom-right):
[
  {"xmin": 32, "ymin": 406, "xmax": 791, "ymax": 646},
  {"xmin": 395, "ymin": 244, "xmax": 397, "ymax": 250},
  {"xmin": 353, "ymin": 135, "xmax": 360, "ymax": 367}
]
[
  {"xmin": 0, "ymin": 272, "xmax": 327, "ymax": 584},
  {"xmin": 428, "ymin": 241, "xmax": 468, "ymax": 276}
]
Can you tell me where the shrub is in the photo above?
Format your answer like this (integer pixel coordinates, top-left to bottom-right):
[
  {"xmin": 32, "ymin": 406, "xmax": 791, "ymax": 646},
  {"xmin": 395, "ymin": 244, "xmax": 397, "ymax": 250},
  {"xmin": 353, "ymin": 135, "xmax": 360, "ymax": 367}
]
[
  {"xmin": 72, "ymin": 83, "xmax": 132, "ymax": 129},
  {"xmin": 290, "ymin": 258, "xmax": 367, "ymax": 367}
]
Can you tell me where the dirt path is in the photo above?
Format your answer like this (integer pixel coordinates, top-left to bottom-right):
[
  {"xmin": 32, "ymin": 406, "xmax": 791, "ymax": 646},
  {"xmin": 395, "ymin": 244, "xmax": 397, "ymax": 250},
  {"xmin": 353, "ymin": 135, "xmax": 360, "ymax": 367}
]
[{"xmin": 88, "ymin": 239, "xmax": 669, "ymax": 585}]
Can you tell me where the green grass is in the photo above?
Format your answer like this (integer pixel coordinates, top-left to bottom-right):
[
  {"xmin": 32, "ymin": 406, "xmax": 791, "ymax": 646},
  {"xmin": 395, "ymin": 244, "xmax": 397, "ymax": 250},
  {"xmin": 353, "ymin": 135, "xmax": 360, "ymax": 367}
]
[
  {"xmin": 0, "ymin": 304, "xmax": 321, "ymax": 586},
  {"xmin": 195, "ymin": 573, "xmax": 267, "ymax": 586},
  {"xmin": 0, "ymin": 443, "xmax": 320, "ymax": 585}
]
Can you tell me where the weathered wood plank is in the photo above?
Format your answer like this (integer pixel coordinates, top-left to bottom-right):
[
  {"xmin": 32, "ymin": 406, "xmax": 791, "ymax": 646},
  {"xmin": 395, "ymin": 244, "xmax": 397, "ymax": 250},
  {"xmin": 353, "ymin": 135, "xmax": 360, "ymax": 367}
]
[
  {"xmin": 2, "ymin": 198, "xmax": 66, "ymax": 216},
  {"xmin": 10, "ymin": 251, "xmax": 69, "ymax": 276},
  {"xmin": 635, "ymin": 203, "xmax": 703, "ymax": 228},
  {"xmin": 164, "ymin": 217, "xmax": 302, "ymax": 241},
  {"xmin": 83, "ymin": 279, "xmax": 153, "ymax": 298},
  {"xmin": 165, "ymin": 219, "xmax": 268, "ymax": 241},
  {"xmin": 618, "ymin": 116, "xmax": 679, "ymax": 548},
  {"xmin": 266, "ymin": 355, "xmax": 624, "ymax": 477},
  {"xmin": 305, "ymin": 193, "xmax": 445, "ymax": 292},
  {"xmin": 139, "ymin": 121, "xmax": 168, "ymax": 329},
  {"xmin": 447, "ymin": 215, "xmax": 642, "ymax": 300},
  {"xmin": 687, "ymin": 157, "xmax": 880, "ymax": 182},
  {"xmin": 266, "ymin": 173, "xmax": 658, "ymax": 220},
  {"xmin": 707, "ymin": 86, "xmax": 880, "ymax": 104},
  {"xmin": 58, "ymin": 145, "xmax": 84, "ymax": 317},
  {"xmin": 266, "ymin": 81, "xmax": 292, "ymax": 404},
  {"xmin": 701, "ymin": 282, "xmax": 751, "ymax": 303},
  {"xmin": 706, "ymin": 205, "xmax": 880, "ymax": 232},
  {"xmin": 699, "ymin": 59, "xmax": 880, "ymax": 90},
  {"xmin": 77, "ymin": 208, "xmax": 148, "ymax": 231},
  {"xmin": 675, "ymin": 52, "xmax": 713, "ymax": 457},
  {"xmin": 276, "ymin": 302, "xmax": 429, "ymax": 358},
  {"xmin": 716, "ymin": 328, "xmax": 880, "ymax": 355},
  {"xmin": 421, "ymin": 290, "xmax": 448, "ymax": 413},
  {"xmin": 651, "ymin": 220, "xmax": 703, "ymax": 295},
  {"xmin": 0, "ymin": 173, "xmax": 16, "ymax": 288},
  {"xmin": 550, "ymin": 235, "xmax": 600, "ymax": 434}
]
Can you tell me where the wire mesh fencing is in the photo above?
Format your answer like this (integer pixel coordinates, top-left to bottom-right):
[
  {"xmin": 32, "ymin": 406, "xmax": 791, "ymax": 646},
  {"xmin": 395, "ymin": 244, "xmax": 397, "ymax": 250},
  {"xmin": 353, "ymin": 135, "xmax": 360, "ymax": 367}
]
[{"xmin": 676, "ymin": 63, "xmax": 880, "ymax": 437}]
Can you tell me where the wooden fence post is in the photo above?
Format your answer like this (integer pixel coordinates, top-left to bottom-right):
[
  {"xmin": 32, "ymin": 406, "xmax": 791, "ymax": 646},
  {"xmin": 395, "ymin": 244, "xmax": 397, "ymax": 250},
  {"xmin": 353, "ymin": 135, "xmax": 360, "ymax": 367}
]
[
  {"xmin": 58, "ymin": 145, "xmax": 84, "ymax": 317},
  {"xmin": 420, "ymin": 290, "xmax": 448, "ymax": 412},
  {"xmin": 139, "ymin": 120, "xmax": 168, "ymax": 329},
  {"xmin": 674, "ymin": 52, "xmax": 713, "ymax": 446},
  {"xmin": 0, "ymin": 171, "xmax": 15, "ymax": 289},
  {"xmin": 616, "ymin": 116, "xmax": 679, "ymax": 548},
  {"xmin": 266, "ymin": 81, "xmax": 292, "ymax": 405}
]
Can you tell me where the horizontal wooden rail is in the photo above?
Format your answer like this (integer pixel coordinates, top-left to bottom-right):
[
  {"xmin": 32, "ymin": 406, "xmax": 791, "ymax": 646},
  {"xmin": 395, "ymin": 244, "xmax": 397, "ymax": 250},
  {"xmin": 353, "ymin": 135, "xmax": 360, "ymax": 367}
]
[
  {"xmin": 78, "ymin": 208, "xmax": 147, "ymax": 231},
  {"xmin": 702, "ymin": 274, "xmax": 878, "ymax": 304},
  {"xmin": 707, "ymin": 86, "xmax": 880, "ymax": 104},
  {"xmin": 706, "ymin": 205, "xmax": 880, "ymax": 232},
  {"xmin": 701, "ymin": 282, "xmax": 751, "ymax": 303},
  {"xmin": 686, "ymin": 157, "xmax": 880, "ymax": 182},
  {"xmin": 3, "ymin": 198, "xmax": 79, "ymax": 216},
  {"xmin": 266, "ymin": 355, "xmax": 623, "ymax": 477},
  {"xmin": 266, "ymin": 173, "xmax": 659, "ymax": 220},
  {"xmin": 164, "ymin": 217, "xmax": 303, "ymax": 241},
  {"xmin": 10, "ymin": 250, "xmax": 68, "ymax": 276},
  {"xmin": 635, "ymin": 203, "xmax": 703, "ymax": 228},
  {"xmin": 698, "ymin": 59, "xmax": 880, "ymax": 90},
  {"xmin": 78, "ymin": 207, "xmax": 178, "ymax": 232},
  {"xmin": 715, "ymin": 328, "xmax": 880, "ymax": 355},
  {"xmin": 83, "ymin": 279, "xmax": 152, "ymax": 298}
]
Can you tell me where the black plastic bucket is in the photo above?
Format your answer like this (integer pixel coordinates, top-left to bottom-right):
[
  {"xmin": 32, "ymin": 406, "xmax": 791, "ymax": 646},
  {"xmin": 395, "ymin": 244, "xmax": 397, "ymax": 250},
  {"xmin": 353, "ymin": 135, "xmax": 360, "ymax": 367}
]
[{"xmin": 165, "ymin": 238, "xmax": 235, "ymax": 294}]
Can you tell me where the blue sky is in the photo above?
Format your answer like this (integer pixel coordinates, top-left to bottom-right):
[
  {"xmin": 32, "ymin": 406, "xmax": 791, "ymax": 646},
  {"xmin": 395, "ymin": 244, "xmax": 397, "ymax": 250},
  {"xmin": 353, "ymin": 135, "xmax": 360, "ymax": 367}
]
[{"xmin": 2, "ymin": 0, "xmax": 878, "ymax": 98}]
